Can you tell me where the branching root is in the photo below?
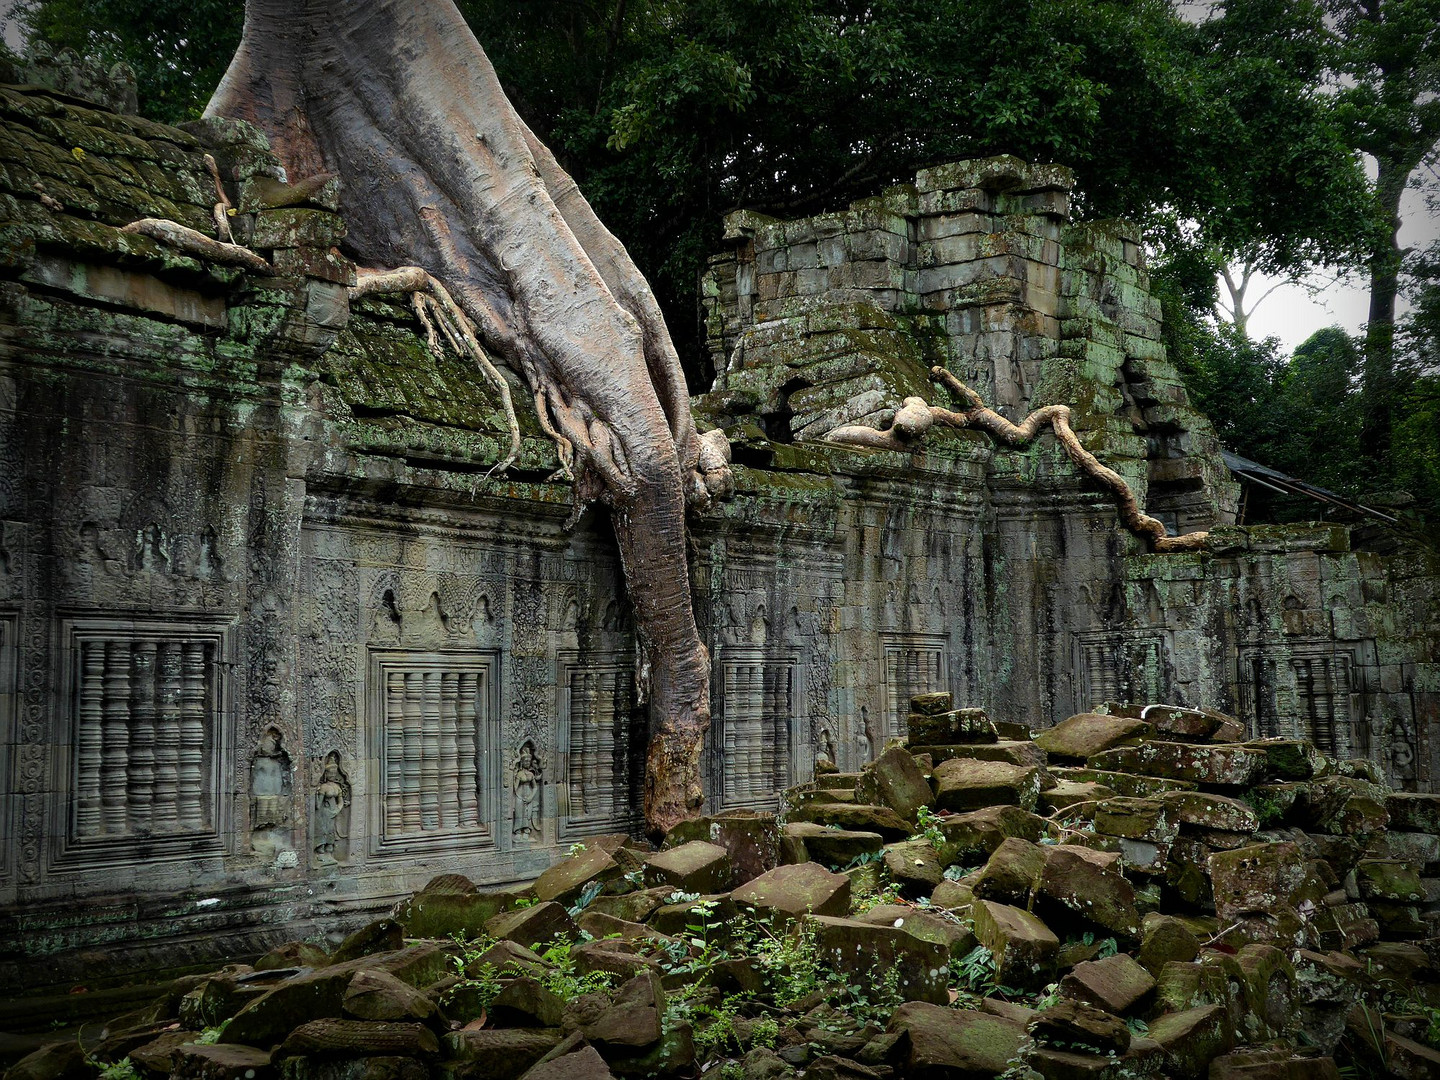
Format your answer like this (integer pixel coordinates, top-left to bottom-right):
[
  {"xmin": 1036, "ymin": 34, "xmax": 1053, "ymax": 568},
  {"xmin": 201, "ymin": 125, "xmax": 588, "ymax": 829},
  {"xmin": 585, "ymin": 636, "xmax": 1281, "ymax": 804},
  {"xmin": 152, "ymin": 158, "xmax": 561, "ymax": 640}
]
[
  {"xmin": 352, "ymin": 266, "xmax": 524, "ymax": 477},
  {"xmin": 824, "ymin": 366, "xmax": 1210, "ymax": 554},
  {"xmin": 121, "ymin": 218, "xmax": 274, "ymax": 273}
]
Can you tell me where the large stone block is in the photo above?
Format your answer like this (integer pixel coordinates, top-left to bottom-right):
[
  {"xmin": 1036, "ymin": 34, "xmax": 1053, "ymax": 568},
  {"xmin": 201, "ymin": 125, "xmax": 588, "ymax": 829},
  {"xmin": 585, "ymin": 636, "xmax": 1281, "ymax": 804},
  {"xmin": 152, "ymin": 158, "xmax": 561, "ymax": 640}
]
[
  {"xmin": 970, "ymin": 899, "xmax": 1059, "ymax": 989},
  {"xmin": 932, "ymin": 759, "xmax": 1041, "ymax": 812}
]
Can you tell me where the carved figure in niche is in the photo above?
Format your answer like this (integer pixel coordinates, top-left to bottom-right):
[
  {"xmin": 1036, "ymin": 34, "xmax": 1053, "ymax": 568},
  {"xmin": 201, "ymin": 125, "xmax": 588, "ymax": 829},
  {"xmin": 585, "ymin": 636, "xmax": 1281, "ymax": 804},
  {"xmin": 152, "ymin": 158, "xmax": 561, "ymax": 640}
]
[
  {"xmin": 313, "ymin": 751, "xmax": 351, "ymax": 867},
  {"xmin": 249, "ymin": 727, "xmax": 293, "ymax": 858},
  {"xmin": 815, "ymin": 727, "xmax": 838, "ymax": 775},
  {"xmin": 512, "ymin": 740, "xmax": 543, "ymax": 840}
]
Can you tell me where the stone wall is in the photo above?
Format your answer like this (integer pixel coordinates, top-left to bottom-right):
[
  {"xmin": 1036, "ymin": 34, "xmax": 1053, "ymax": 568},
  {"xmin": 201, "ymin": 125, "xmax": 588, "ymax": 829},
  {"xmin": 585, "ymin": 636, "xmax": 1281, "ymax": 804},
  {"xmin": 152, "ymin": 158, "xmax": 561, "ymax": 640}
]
[{"xmin": 0, "ymin": 80, "xmax": 1436, "ymax": 987}]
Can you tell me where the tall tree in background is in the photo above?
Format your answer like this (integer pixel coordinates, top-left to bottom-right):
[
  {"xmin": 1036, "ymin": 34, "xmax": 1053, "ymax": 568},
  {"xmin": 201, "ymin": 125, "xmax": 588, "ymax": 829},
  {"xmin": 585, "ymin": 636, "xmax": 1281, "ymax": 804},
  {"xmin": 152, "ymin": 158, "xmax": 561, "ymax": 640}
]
[{"xmin": 1327, "ymin": 0, "xmax": 1440, "ymax": 465}]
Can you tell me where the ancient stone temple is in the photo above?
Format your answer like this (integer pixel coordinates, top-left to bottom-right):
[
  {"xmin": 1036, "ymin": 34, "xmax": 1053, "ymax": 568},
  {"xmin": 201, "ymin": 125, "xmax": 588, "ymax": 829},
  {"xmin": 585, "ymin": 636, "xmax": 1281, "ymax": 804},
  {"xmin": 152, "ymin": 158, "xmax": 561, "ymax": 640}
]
[{"xmin": 0, "ymin": 68, "xmax": 1436, "ymax": 986}]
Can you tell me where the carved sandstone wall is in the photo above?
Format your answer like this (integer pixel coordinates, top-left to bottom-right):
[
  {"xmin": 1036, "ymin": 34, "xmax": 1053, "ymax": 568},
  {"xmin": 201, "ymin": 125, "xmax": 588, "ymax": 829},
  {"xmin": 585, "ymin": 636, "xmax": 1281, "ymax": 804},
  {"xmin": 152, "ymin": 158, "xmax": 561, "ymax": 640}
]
[{"xmin": 0, "ymin": 79, "xmax": 1435, "ymax": 986}]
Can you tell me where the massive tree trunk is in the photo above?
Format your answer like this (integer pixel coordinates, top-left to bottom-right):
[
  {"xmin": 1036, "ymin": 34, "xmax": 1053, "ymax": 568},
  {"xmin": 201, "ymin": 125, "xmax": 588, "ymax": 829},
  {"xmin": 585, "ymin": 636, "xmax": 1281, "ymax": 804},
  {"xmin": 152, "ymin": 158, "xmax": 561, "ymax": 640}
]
[
  {"xmin": 206, "ymin": 0, "xmax": 715, "ymax": 835},
  {"xmin": 1361, "ymin": 153, "xmax": 1406, "ymax": 466}
]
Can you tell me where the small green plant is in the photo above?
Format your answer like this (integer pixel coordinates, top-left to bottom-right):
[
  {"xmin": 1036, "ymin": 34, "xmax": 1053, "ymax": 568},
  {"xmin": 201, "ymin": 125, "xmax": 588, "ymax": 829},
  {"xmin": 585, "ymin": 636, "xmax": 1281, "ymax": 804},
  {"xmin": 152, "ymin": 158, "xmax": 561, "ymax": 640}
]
[
  {"xmin": 750, "ymin": 1013, "xmax": 780, "ymax": 1048},
  {"xmin": 567, "ymin": 879, "xmax": 603, "ymax": 917},
  {"xmin": 953, "ymin": 944, "xmax": 998, "ymax": 993},
  {"xmin": 1125, "ymin": 1016, "xmax": 1149, "ymax": 1037},
  {"xmin": 94, "ymin": 1059, "xmax": 138, "ymax": 1080},
  {"xmin": 913, "ymin": 806, "xmax": 946, "ymax": 850},
  {"xmin": 193, "ymin": 1023, "xmax": 227, "ymax": 1046},
  {"xmin": 534, "ymin": 936, "xmax": 616, "ymax": 999},
  {"xmin": 567, "ymin": 842, "xmax": 588, "ymax": 857},
  {"xmin": 1096, "ymin": 937, "xmax": 1119, "ymax": 959}
]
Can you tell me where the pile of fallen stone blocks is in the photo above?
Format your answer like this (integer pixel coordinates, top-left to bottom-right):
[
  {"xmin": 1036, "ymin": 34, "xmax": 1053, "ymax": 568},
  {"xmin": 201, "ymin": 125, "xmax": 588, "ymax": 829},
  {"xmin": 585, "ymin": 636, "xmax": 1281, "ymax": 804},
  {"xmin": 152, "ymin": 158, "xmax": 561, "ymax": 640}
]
[{"xmin": 7, "ymin": 695, "xmax": 1440, "ymax": 1080}]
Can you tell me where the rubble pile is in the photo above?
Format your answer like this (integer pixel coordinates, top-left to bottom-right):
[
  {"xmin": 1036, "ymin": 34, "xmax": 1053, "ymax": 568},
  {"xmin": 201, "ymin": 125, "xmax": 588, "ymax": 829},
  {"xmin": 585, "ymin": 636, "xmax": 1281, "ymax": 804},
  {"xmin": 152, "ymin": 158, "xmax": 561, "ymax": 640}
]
[{"xmin": 8, "ymin": 696, "xmax": 1440, "ymax": 1080}]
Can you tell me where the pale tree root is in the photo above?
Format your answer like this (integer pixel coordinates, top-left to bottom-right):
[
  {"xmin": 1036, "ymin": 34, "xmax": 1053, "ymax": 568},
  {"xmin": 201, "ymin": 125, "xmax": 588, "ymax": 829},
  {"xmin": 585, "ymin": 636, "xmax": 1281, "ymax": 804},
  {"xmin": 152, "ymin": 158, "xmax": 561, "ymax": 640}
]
[
  {"xmin": 824, "ymin": 367, "xmax": 1209, "ymax": 554},
  {"xmin": 352, "ymin": 266, "xmax": 523, "ymax": 477},
  {"xmin": 121, "ymin": 218, "xmax": 274, "ymax": 273}
]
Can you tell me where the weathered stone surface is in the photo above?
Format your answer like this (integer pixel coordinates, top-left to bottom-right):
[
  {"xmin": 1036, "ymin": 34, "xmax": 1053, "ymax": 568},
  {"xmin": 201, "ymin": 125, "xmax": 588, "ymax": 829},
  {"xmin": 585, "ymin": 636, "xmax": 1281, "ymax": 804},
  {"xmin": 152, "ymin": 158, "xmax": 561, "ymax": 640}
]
[
  {"xmin": 343, "ymin": 970, "xmax": 436, "ymax": 1022},
  {"xmin": 642, "ymin": 840, "xmax": 732, "ymax": 893},
  {"xmin": 732, "ymin": 863, "xmax": 851, "ymax": 922},
  {"xmin": 489, "ymin": 976, "xmax": 566, "ymax": 1028},
  {"xmin": 781, "ymin": 821, "xmax": 885, "ymax": 866},
  {"xmin": 398, "ymin": 889, "xmax": 523, "ymax": 940},
  {"xmin": 971, "ymin": 899, "xmax": 1060, "ymax": 988},
  {"xmin": 583, "ymin": 971, "xmax": 664, "ymax": 1048},
  {"xmin": 918, "ymin": 740, "xmax": 1048, "ymax": 768},
  {"xmin": 881, "ymin": 838, "xmax": 946, "ymax": 893},
  {"xmin": 1147, "ymin": 1005, "xmax": 1233, "ymax": 1079},
  {"xmin": 223, "ymin": 947, "xmax": 448, "ymax": 1047},
  {"xmin": 663, "ymin": 811, "xmax": 780, "ymax": 882},
  {"xmin": 932, "ymin": 759, "xmax": 1041, "ymax": 812},
  {"xmin": 1040, "ymin": 780, "xmax": 1115, "ymax": 813},
  {"xmin": 516, "ymin": 1046, "xmax": 615, "ymax": 1080},
  {"xmin": 1207, "ymin": 1048, "xmax": 1341, "ymax": 1080},
  {"xmin": 172, "ymin": 1044, "xmax": 277, "ymax": 1080},
  {"xmin": 1060, "ymin": 953, "xmax": 1156, "ymax": 1014},
  {"xmin": 329, "ymin": 920, "xmax": 405, "ymax": 965},
  {"xmin": 907, "ymin": 708, "xmax": 997, "ymax": 745},
  {"xmin": 1036, "ymin": 845, "xmax": 1141, "ymax": 940},
  {"xmin": 1028, "ymin": 1000, "xmax": 1131, "ymax": 1055},
  {"xmin": 853, "ymin": 904, "xmax": 976, "ymax": 958},
  {"xmin": 532, "ymin": 845, "xmax": 623, "ymax": 905},
  {"xmin": 277, "ymin": 1020, "xmax": 439, "ymax": 1059},
  {"xmin": 937, "ymin": 805, "xmax": 1049, "ymax": 858},
  {"xmin": 443, "ymin": 1030, "xmax": 565, "ymax": 1080},
  {"xmin": 1138, "ymin": 914, "xmax": 1201, "ymax": 975},
  {"xmin": 1159, "ymin": 791, "xmax": 1259, "ymax": 833},
  {"xmin": 808, "ymin": 915, "xmax": 950, "ymax": 1005},
  {"xmin": 1088, "ymin": 743, "xmax": 1266, "ymax": 787},
  {"xmin": 1036, "ymin": 714, "xmax": 1150, "ymax": 760},
  {"xmin": 973, "ymin": 836, "xmax": 1046, "ymax": 905},
  {"xmin": 485, "ymin": 903, "xmax": 577, "ymax": 950},
  {"xmin": 256, "ymin": 942, "xmax": 330, "ymax": 971},
  {"xmin": 1208, "ymin": 842, "xmax": 1323, "ymax": 920},
  {"xmin": 910, "ymin": 692, "xmax": 954, "ymax": 716},
  {"xmin": 1386, "ymin": 793, "xmax": 1440, "ymax": 834},
  {"xmin": 571, "ymin": 939, "xmax": 660, "ymax": 981},
  {"xmin": 855, "ymin": 746, "xmax": 935, "ymax": 821},
  {"xmin": 791, "ymin": 802, "xmax": 913, "ymax": 840},
  {"xmin": 1355, "ymin": 859, "xmax": 1426, "ymax": 902},
  {"xmin": 886, "ymin": 1001, "xmax": 1025, "ymax": 1078}
]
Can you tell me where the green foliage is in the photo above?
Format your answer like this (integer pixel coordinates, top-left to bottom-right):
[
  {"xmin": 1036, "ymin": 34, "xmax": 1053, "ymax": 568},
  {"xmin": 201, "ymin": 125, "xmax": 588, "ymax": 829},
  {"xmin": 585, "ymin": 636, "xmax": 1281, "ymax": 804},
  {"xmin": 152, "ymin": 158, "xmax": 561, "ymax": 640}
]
[
  {"xmin": 93, "ymin": 1059, "xmax": 137, "ymax": 1080},
  {"xmin": 912, "ymin": 806, "xmax": 946, "ymax": 851},
  {"xmin": 533, "ymin": 936, "xmax": 617, "ymax": 999},
  {"xmin": 953, "ymin": 943, "xmax": 999, "ymax": 994},
  {"xmin": 192, "ymin": 1024, "xmax": 227, "ymax": 1046},
  {"xmin": 17, "ymin": 0, "xmax": 242, "ymax": 124}
]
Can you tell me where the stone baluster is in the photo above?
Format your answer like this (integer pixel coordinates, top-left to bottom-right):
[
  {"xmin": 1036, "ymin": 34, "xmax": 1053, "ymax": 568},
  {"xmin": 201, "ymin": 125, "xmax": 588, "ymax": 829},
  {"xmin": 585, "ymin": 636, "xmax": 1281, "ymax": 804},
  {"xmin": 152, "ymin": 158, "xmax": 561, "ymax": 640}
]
[
  {"xmin": 420, "ymin": 670, "xmax": 440, "ymax": 830},
  {"xmin": 129, "ymin": 640, "xmax": 157, "ymax": 827},
  {"xmin": 177, "ymin": 642, "xmax": 208, "ymax": 830},
  {"xmin": 384, "ymin": 670, "xmax": 405, "ymax": 836},
  {"xmin": 438, "ymin": 671, "xmax": 459, "ymax": 829},
  {"xmin": 154, "ymin": 642, "xmax": 181, "ymax": 832},
  {"xmin": 101, "ymin": 640, "xmax": 132, "ymax": 834},
  {"xmin": 75, "ymin": 640, "xmax": 105, "ymax": 838},
  {"xmin": 402, "ymin": 671, "xmax": 422, "ymax": 832},
  {"xmin": 457, "ymin": 672, "xmax": 479, "ymax": 826}
]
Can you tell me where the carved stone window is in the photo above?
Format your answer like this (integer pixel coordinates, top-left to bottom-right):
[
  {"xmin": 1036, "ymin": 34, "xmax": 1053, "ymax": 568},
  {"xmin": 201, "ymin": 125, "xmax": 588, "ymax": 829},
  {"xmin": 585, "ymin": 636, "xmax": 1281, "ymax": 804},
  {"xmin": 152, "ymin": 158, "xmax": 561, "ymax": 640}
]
[
  {"xmin": 882, "ymin": 634, "xmax": 949, "ymax": 742},
  {"xmin": 559, "ymin": 658, "xmax": 641, "ymax": 838},
  {"xmin": 1238, "ymin": 643, "xmax": 1356, "ymax": 757},
  {"xmin": 717, "ymin": 652, "xmax": 796, "ymax": 809},
  {"xmin": 367, "ymin": 650, "xmax": 499, "ymax": 856},
  {"xmin": 58, "ymin": 617, "xmax": 231, "ymax": 867},
  {"xmin": 1075, "ymin": 630, "xmax": 1166, "ymax": 710}
]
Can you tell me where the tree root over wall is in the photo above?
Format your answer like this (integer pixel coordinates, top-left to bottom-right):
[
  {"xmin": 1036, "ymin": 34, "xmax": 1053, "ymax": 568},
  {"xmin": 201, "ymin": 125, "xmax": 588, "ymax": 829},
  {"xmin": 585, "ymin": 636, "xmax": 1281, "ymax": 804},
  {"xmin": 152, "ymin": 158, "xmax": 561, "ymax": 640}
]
[
  {"xmin": 825, "ymin": 366, "xmax": 1209, "ymax": 554},
  {"xmin": 122, "ymin": 0, "xmax": 737, "ymax": 836}
]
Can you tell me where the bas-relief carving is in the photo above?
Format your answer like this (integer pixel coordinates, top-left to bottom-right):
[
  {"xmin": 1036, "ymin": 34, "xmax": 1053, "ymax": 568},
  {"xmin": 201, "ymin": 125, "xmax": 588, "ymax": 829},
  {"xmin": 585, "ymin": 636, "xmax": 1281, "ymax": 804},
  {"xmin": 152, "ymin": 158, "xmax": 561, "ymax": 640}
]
[
  {"xmin": 312, "ymin": 750, "xmax": 351, "ymax": 867},
  {"xmin": 560, "ymin": 659, "xmax": 639, "ymax": 838},
  {"xmin": 249, "ymin": 726, "xmax": 292, "ymax": 860},
  {"xmin": 511, "ymin": 740, "xmax": 543, "ymax": 841}
]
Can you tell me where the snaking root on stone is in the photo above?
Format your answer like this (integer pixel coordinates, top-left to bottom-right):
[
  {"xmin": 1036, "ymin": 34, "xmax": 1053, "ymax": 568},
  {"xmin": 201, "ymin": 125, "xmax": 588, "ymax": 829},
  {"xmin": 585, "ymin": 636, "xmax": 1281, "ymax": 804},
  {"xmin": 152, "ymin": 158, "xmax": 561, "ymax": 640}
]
[
  {"xmin": 351, "ymin": 266, "xmax": 525, "ymax": 480},
  {"xmin": 823, "ymin": 365, "xmax": 1209, "ymax": 554}
]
